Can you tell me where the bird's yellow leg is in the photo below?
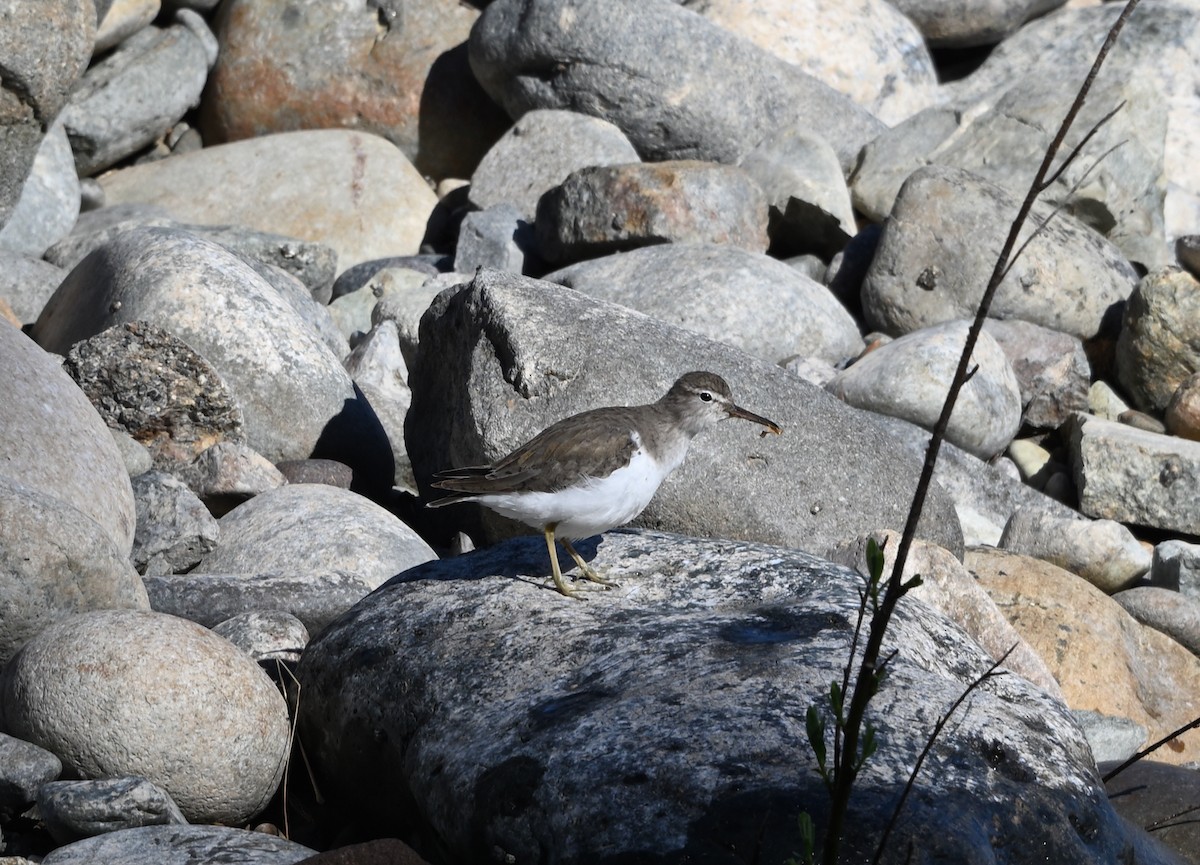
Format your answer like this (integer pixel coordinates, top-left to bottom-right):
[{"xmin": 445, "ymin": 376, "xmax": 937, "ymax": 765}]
[
  {"xmin": 544, "ymin": 524, "xmax": 584, "ymax": 599},
  {"xmin": 561, "ymin": 539, "xmax": 619, "ymax": 588}
]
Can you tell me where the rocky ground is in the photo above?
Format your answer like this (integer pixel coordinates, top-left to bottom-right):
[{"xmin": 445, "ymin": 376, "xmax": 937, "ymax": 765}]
[{"xmin": 2, "ymin": 0, "xmax": 1200, "ymax": 863}]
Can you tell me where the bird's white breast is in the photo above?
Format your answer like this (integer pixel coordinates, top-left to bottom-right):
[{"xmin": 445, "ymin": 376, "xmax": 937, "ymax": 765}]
[{"xmin": 473, "ymin": 431, "xmax": 676, "ymax": 540}]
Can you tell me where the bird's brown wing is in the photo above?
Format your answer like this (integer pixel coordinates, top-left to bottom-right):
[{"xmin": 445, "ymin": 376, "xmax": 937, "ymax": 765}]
[{"xmin": 430, "ymin": 406, "xmax": 643, "ymax": 497}]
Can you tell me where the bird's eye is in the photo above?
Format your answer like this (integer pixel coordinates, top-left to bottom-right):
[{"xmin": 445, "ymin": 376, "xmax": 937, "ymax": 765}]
[{"xmin": 699, "ymin": 391, "xmax": 713, "ymax": 402}]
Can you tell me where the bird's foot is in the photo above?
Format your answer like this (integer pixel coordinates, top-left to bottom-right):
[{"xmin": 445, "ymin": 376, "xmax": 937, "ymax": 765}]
[{"xmin": 562, "ymin": 539, "xmax": 620, "ymax": 589}]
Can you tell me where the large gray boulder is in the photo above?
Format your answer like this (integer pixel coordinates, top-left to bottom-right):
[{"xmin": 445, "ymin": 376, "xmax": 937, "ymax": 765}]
[
  {"xmin": 297, "ymin": 530, "xmax": 1175, "ymax": 864},
  {"xmin": 31, "ymin": 227, "xmax": 394, "ymax": 493},
  {"xmin": 861, "ymin": 165, "xmax": 1138, "ymax": 340},
  {"xmin": 543, "ymin": 243, "xmax": 863, "ymax": 365},
  {"xmin": 405, "ymin": 269, "xmax": 962, "ymax": 557},
  {"xmin": 468, "ymin": 0, "xmax": 885, "ymax": 173}
]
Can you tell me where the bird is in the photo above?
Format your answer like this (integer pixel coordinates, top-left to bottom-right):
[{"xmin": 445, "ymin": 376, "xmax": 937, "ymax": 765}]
[{"xmin": 427, "ymin": 371, "xmax": 782, "ymax": 598}]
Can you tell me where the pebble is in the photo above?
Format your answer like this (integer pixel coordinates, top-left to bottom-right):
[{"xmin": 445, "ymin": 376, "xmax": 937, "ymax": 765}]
[
  {"xmin": 211, "ymin": 610, "xmax": 309, "ymax": 665},
  {"xmin": 130, "ymin": 470, "xmax": 220, "ymax": 575},
  {"xmin": 0, "ymin": 120, "xmax": 80, "ymax": 258},
  {"xmin": 1, "ymin": 610, "xmax": 290, "ymax": 824},
  {"xmin": 1152, "ymin": 540, "xmax": 1200, "ymax": 599}
]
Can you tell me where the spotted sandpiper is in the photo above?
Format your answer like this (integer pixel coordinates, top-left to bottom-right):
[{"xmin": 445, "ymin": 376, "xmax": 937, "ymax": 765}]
[{"xmin": 427, "ymin": 371, "xmax": 782, "ymax": 598}]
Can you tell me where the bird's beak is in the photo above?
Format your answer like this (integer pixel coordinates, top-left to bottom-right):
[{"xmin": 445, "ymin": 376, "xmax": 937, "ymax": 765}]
[{"xmin": 727, "ymin": 404, "xmax": 783, "ymax": 436}]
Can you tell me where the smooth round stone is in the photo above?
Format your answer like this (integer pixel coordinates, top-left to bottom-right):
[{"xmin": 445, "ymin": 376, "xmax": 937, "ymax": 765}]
[
  {"xmin": 469, "ymin": 109, "xmax": 639, "ymax": 219},
  {"xmin": 543, "ymin": 243, "xmax": 864, "ymax": 366},
  {"xmin": 693, "ymin": 0, "xmax": 937, "ymax": 124},
  {"xmin": 96, "ymin": 129, "xmax": 437, "ymax": 273},
  {"xmin": 0, "ymin": 477, "xmax": 149, "ymax": 667},
  {"xmin": 202, "ymin": 0, "xmax": 507, "ymax": 180},
  {"xmin": 32, "ymin": 227, "xmax": 394, "ymax": 491},
  {"xmin": 1117, "ymin": 267, "xmax": 1200, "ymax": 412},
  {"xmin": 0, "ymin": 610, "xmax": 290, "ymax": 825},
  {"xmin": 1114, "ymin": 586, "xmax": 1200, "ymax": 657},
  {"xmin": 41, "ymin": 825, "xmax": 314, "ymax": 865},
  {"xmin": 0, "ymin": 120, "xmax": 80, "ymax": 257},
  {"xmin": 0, "ymin": 316, "xmax": 137, "ymax": 553},
  {"xmin": 94, "ymin": 0, "xmax": 162, "ymax": 55},
  {"xmin": 1166, "ymin": 373, "xmax": 1200, "ymax": 441},
  {"xmin": 999, "ymin": 506, "xmax": 1151, "ymax": 594},
  {"xmin": 212, "ymin": 610, "xmax": 310, "ymax": 664},
  {"xmin": 825, "ymin": 320, "xmax": 1022, "ymax": 459},
  {"xmin": 195, "ymin": 484, "xmax": 436, "ymax": 588},
  {"xmin": 0, "ymin": 0, "xmax": 93, "ymax": 225},
  {"xmin": 0, "ymin": 252, "xmax": 67, "ymax": 325}
]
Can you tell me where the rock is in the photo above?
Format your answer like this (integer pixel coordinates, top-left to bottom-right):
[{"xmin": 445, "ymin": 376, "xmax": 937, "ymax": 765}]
[
  {"xmin": 370, "ymin": 269, "xmax": 471, "ymax": 368},
  {"xmin": 982, "ymin": 319, "xmax": 1091, "ymax": 429},
  {"xmin": 1153, "ymin": 540, "xmax": 1200, "ymax": 599},
  {"xmin": 194, "ymin": 484, "xmax": 436, "ymax": 588},
  {"xmin": 94, "ymin": 0, "xmax": 161, "ymax": 55},
  {"xmin": 344, "ymin": 320, "xmax": 414, "ymax": 489},
  {"xmin": 298, "ymin": 530, "xmax": 1158, "ymax": 863},
  {"xmin": 43, "ymin": 202, "xmax": 176, "ymax": 271},
  {"xmin": 0, "ymin": 120, "xmax": 81, "ymax": 257},
  {"xmin": 172, "ymin": 442, "xmax": 287, "ymax": 515},
  {"xmin": 201, "ymin": 0, "xmax": 507, "ymax": 180},
  {"xmin": 534, "ymin": 161, "xmax": 769, "ymax": 264},
  {"xmin": 889, "ymin": 0, "xmax": 1067, "ymax": 47},
  {"xmin": 330, "ymin": 256, "xmax": 449, "ymax": 300},
  {"xmin": 738, "ymin": 128, "xmax": 855, "ymax": 259},
  {"xmin": 1006, "ymin": 438, "xmax": 1057, "ymax": 488},
  {"xmin": 293, "ymin": 839, "xmax": 432, "ymax": 865},
  {"xmin": 274, "ymin": 459, "xmax": 353, "ymax": 489},
  {"xmin": 690, "ymin": 0, "xmax": 937, "ymax": 125},
  {"xmin": 234, "ymin": 256, "xmax": 349, "ymax": 361},
  {"xmin": 62, "ymin": 320, "xmax": 246, "ymax": 470},
  {"xmin": 453, "ymin": 204, "xmax": 533, "ymax": 275},
  {"xmin": 825, "ymin": 223, "xmax": 882, "ymax": 318},
  {"xmin": 1119, "ymin": 409, "xmax": 1167, "ymax": 435},
  {"xmin": 1178, "ymin": 234, "xmax": 1200, "ymax": 278},
  {"xmin": 1071, "ymin": 710, "xmax": 1146, "ymax": 765},
  {"xmin": 0, "ymin": 610, "xmax": 290, "ymax": 824},
  {"xmin": 97, "ymin": 130, "xmax": 436, "ymax": 273},
  {"xmin": 861, "ymin": 166, "xmax": 1138, "ymax": 341},
  {"xmin": 33, "ymin": 228, "xmax": 394, "ymax": 495},
  {"xmin": 145, "ymin": 571, "xmax": 380, "ymax": 635},
  {"xmin": 468, "ymin": 0, "xmax": 885, "ymax": 173},
  {"xmin": 110, "ymin": 429, "xmax": 154, "ymax": 477},
  {"xmin": 1117, "ymin": 267, "xmax": 1200, "ymax": 413},
  {"xmin": 1070, "ymin": 413, "xmax": 1200, "ymax": 535},
  {"xmin": 870, "ymin": 413, "xmax": 1081, "ymax": 547},
  {"xmin": 853, "ymin": 65, "xmax": 1167, "ymax": 271},
  {"xmin": 1113, "ymin": 587, "xmax": 1200, "ymax": 658},
  {"xmin": 971, "ymin": 547, "xmax": 1200, "ymax": 765},
  {"xmin": 407, "ymin": 269, "xmax": 962, "ymax": 556},
  {"xmin": 40, "ymin": 825, "xmax": 314, "ymax": 865},
  {"xmin": 1088, "ymin": 380, "xmax": 1131, "ymax": 422},
  {"xmin": 211, "ymin": 610, "xmax": 309, "ymax": 665},
  {"xmin": 0, "ymin": 475, "xmax": 150, "ymax": 667},
  {"xmin": 131, "ymin": 471, "xmax": 220, "ymax": 575},
  {"xmin": 38, "ymin": 777, "xmax": 187, "ymax": 844},
  {"xmin": 1104, "ymin": 761, "xmax": 1200, "ymax": 865},
  {"xmin": 0, "ymin": 0, "xmax": 93, "ymax": 227},
  {"xmin": 543, "ymin": 243, "xmax": 864, "ymax": 366},
  {"xmin": 826, "ymin": 531, "xmax": 1062, "ymax": 698},
  {"xmin": 468, "ymin": 109, "xmax": 639, "ymax": 219},
  {"xmin": 180, "ymin": 224, "xmax": 338, "ymax": 305},
  {"xmin": 826, "ymin": 320, "xmax": 1022, "ymax": 459},
  {"xmin": 1165, "ymin": 372, "xmax": 1200, "ymax": 441},
  {"xmin": 999, "ymin": 506, "xmax": 1150, "ymax": 594},
  {"xmin": 943, "ymin": 1, "xmax": 1200, "ymax": 249},
  {"xmin": 0, "ymin": 320, "xmax": 137, "ymax": 553},
  {"xmin": 61, "ymin": 21, "xmax": 211, "ymax": 176},
  {"xmin": 0, "ymin": 252, "xmax": 66, "ymax": 326},
  {"xmin": 0, "ymin": 733, "xmax": 62, "ymax": 818}
]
